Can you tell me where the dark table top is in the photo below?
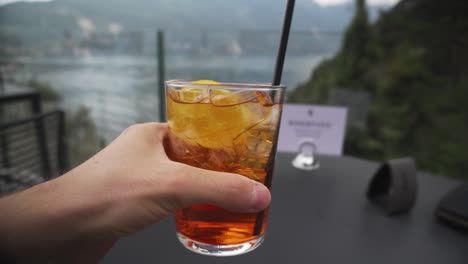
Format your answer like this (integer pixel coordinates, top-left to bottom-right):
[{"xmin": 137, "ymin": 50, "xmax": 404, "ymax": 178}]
[{"xmin": 102, "ymin": 153, "xmax": 468, "ymax": 264}]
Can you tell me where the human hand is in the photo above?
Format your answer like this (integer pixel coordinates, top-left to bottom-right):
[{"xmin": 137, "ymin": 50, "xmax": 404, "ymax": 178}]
[{"xmin": 0, "ymin": 123, "xmax": 271, "ymax": 263}]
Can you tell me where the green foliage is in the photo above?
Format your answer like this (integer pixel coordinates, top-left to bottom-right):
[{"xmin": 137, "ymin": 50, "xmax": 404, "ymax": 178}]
[
  {"xmin": 288, "ymin": 59, "xmax": 337, "ymax": 104},
  {"xmin": 13, "ymin": 77, "xmax": 100, "ymax": 167},
  {"xmin": 27, "ymin": 79, "xmax": 62, "ymax": 102},
  {"xmin": 337, "ymin": 0, "xmax": 373, "ymax": 84},
  {"xmin": 66, "ymin": 106, "xmax": 102, "ymax": 167},
  {"xmin": 289, "ymin": 0, "xmax": 468, "ymax": 180}
]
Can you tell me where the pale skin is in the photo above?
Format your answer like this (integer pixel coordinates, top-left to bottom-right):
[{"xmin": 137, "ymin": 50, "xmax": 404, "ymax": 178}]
[{"xmin": 0, "ymin": 123, "xmax": 271, "ymax": 263}]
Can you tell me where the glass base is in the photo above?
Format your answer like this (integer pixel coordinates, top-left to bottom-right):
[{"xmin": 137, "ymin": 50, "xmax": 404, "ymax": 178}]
[{"xmin": 177, "ymin": 233, "xmax": 264, "ymax": 256}]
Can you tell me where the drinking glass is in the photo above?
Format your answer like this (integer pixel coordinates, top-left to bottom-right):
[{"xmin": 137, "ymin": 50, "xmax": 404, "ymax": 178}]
[{"xmin": 164, "ymin": 80, "xmax": 285, "ymax": 256}]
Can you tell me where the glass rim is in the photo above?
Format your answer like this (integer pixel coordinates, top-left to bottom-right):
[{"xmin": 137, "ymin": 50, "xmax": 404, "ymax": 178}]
[{"xmin": 165, "ymin": 80, "xmax": 287, "ymax": 90}]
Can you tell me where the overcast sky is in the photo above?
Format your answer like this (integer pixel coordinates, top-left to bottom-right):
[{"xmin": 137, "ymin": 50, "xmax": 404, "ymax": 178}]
[
  {"xmin": 0, "ymin": 0, "xmax": 400, "ymax": 7},
  {"xmin": 0, "ymin": 0, "xmax": 50, "ymax": 5},
  {"xmin": 313, "ymin": 0, "xmax": 400, "ymax": 6}
]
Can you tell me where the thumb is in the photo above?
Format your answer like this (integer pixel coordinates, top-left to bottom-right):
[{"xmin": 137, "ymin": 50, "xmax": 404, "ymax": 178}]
[{"xmin": 165, "ymin": 163, "xmax": 271, "ymax": 212}]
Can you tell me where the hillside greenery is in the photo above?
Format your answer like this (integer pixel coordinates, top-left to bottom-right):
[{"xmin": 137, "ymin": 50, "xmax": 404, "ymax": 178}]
[{"xmin": 289, "ymin": 0, "xmax": 468, "ymax": 179}]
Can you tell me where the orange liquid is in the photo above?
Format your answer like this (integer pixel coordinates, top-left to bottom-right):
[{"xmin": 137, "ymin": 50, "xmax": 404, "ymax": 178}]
[
  {"xmin": 175, "ymin": 199, "xmax": 270, "ymax": 245},
  {"xmin": 165, "ymin": 130, "xmax": 273, "ymax": 245},
  {"xmin": 165, "ymin": 86, "xmax": 281, "ymax": 245}
]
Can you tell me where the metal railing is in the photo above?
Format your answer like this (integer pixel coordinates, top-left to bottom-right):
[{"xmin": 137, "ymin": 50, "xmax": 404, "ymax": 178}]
[
  {"xmin": 0, "ymin": 110, "xmax": 67, "ymax": 179},
  {"xmin": 0, "ymin": 91, "xmax": 66, "ymax": 181}
]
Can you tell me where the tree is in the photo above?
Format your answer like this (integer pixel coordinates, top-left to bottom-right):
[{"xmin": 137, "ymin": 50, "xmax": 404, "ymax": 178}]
[
  {"xmin": 336, "ymin": 0, "xmax": 374, "ymax": 87},
  {"xmin": 289, "ymin": 0, "xmax": 468, "ymax": 179}
]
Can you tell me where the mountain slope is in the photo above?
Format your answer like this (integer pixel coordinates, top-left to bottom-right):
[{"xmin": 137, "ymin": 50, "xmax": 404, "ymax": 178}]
[{"xmin": 289, "ymin": 0, "xmax": 468, "ymax": 179}]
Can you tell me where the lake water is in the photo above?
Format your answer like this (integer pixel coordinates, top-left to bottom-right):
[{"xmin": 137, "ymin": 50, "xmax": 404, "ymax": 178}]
[{"xmin": 14, "ymin": 53, "xmax": 330, "ymax": 141}]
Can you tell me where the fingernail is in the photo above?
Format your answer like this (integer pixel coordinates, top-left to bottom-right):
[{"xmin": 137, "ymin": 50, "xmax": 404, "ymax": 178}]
[{"xmin": 250, "ymin": 184, "xmax": 271, "ymax": 212}]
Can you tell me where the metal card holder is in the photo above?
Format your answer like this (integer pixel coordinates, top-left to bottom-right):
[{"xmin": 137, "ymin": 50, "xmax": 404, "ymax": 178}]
[{"xmin": 292, "ymin": 138, "xmax": 320, "ymax": 171}]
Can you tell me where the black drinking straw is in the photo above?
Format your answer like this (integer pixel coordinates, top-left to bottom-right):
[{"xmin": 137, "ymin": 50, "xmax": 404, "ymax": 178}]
[
  {"xmin": 272, "ymin": 0, "xmax": 295, "ymax": 86},
  {"xmin": 253, "ymin": 0, "xmax": 295, "ymax": 236}
]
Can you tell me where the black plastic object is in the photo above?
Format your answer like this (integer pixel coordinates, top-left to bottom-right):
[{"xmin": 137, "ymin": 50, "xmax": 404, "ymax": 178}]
[
  {"xmin": 366, "ymin": 157, "xmax": 418, "ymax": 215},
  {"xmin": 435, "ymin": 183, "xmax": 468, "ymax": 233}
]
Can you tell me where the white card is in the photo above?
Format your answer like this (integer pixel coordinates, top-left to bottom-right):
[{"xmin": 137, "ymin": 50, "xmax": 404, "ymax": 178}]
[{"xmin": 278, "ymin": 104, "xmax": 348, "ymax": 155}]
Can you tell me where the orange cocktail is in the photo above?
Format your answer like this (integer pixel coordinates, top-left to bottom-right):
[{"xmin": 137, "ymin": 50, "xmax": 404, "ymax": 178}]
[{"xmin": 164, "ymin": 80, "xmax": 285, "ymax": 256}]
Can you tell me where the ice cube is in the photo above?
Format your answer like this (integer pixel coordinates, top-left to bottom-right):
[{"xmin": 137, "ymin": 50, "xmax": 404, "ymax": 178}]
[
  {"xmin": 210, "ymin": 90, "xmax": 257, "ymax": 106},
  {"xmin": 254, "ymin": 91, "xmax": 274, "ymax": 106}
]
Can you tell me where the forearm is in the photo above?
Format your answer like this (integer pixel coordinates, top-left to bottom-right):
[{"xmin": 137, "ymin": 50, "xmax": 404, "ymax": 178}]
[
  {"xmin": 0, "ymin": 169, "xmax": 115, "ymax": 263},
  {"xmin": 0, "ymin": 122, "xmax": 271, "ymax": 263}
]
